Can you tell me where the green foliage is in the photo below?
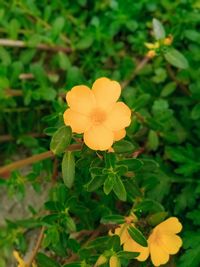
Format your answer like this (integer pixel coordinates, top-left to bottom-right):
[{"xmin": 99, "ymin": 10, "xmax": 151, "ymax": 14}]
[{"xmin": 0, "ymin": 0, "xmax": 199, "ymax": 266}]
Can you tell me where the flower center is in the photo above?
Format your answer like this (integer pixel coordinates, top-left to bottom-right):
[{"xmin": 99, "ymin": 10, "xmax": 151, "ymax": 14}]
[{"xmin": 90, "ymin": 108, "xmax": 107, "ymax": 125}]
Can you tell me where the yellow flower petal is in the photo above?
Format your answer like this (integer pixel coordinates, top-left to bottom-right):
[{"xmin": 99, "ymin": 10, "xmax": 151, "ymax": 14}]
[
  {"xmin": 63, "ymin": 108, "xmax": 92, "ymax": 133},
  {"xmin": 149, "ymin": 241, "xmax": 169, "ymax": 266},
  {"xmin": 95, "ymin": 255, "xmax": 107, "ymax": 266},
  {"xmin": 114, "ymin": 224, "xmax": 130, "ymax": 244},
  {"xmin": 66, "ymin": 85, "xmax": 96, "ymax": 115},
  {"xmin": 105, "ymin": 102, "xmax": 131, "ymax": 131},
  {"xmin": 160, "ymin": 233, "xmax": 182, "ymax": 254},
  {"xmin": 113, "ymin": 128, "xmax": 126, "ymax": 141},
  {"xmin": 92, "ymin": 77, "xmax": 121, "ymax": 108},
  {"xmin": 155, "ymin": 217, "xmax": 182, "ymax": 234},
  {"xmin": 13, "ymin": 251, "xmax": 27, "ymax": 267},
  {"xmin": 109, "ymin": 255, "xmax": 120, "ymax": 267},
  {"xmin": 84, "ymin": 125, "xmax": 114, "ymax": 150},
  {"xmin": 123, "ymin": 239, "xmax": 149, "ymax": 262}
]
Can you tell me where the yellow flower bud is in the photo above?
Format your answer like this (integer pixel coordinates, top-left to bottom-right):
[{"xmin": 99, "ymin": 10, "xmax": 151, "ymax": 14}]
[
  {"xmin": 109, "ymin": 255, "xmax": 121, "ymax": 267},
  {"xmin": 94, "ymin": 254, "xmax": 107, "ymax": 266},
  {"xmin": 146, "ymin": 50, "xmax": 156, "ymax": 58},
  {"xmin": 163, "ymin": 35, "xmax": 173, "ymax": 45}
]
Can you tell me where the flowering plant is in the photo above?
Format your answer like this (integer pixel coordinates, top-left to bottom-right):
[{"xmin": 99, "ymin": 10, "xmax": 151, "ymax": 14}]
[{"xmin": 0, "ymin": 4, "xmax": 198, "ymax": 267}]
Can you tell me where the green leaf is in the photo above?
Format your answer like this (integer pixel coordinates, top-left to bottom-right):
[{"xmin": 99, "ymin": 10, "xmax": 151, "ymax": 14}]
[
  {"xmin": 63, "ymin": 263, "xmax": 82, "ymax": 267},
  {"xmin": 52, "ymin": 16, "xmax": 65, "ymax": 38},
  {"xmin": 132, "ymin": 94, "xmax": 151, "ymax": 110},
  {"xmin": 117, "ymin": 251, "xmax": 139, "ymax": 259},
  {"xmin": 160, "ymin": 82, "xmax": 176, "ymax": 97},
  {"xmin": 66, "ymin": 216, "xmax": 76, "ymax": 232},
  {"xmin": 36, "ymin": 252, "xmax": 61, "ymax": 267},
  {"xmin": 113, "ymin": 140, "xmax": 136, "ymax": 153},
  {"xmin": 86, "ymin": 175, "xmax": 105, "ymax": 192},
  {"xmin": 135, "ymin": 199, "xmax": 164, "ymax": 214},
  {"xmin": 128, "ymin": 226, "xmax": 148, "ymax": 247},
  {"xmin": 105, "ymin": 152, "xmax": 116, "ymax": 168},
  {"xmin": 101, "ymin": 215, "xmax": 125, "ymax": 224},
  {"xmin": 191, "ymin": 103, "xmax": 200, "ymax": 120},
  {"xmin": 147, "ymin": 130, "xmax": 159, "ymax": 151},
  {"xmin": 113, "ymin": 175, "xmax": 127, "ymax": 201},
  {"xmin": 152, "ymin": 18, "xmax": 166, "ymax": 40},
  {"xmin": 76, "ymin": 35, "xmax": 94, "ymax": 50},
  {"xmin": 186, "ymin": 209, "xmax": 200, "ymax": 225},
  {"xmin": 50, "ymin": 126, "xmax": 72, "ymax": 155},
  {"xmin": 104, "ymin": 175, "xmax": 115, "ymax": 195},
  {"xmin": 117, "ymin": 159, "xmax": 143, "ymax": 171},
  {"xmin": 62, "ymin": 151, "xmax": 75, "ymax": 188},
  {"xmin": 164, "ymin": 48, "xmax": 189, "ymax": 69},
  {"xmin": 147, "ymin": 212, "xmax": 168, "ymax": 226}
]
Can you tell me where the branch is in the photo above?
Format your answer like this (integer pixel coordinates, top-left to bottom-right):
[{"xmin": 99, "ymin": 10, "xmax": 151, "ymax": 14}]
[
  {"xmin": 26, "ymin": 226, "xmax": 45, "ymax": 267},
  {"xmin": 0, "ymin": 144, "xmax": 82, "ymax": 175},
  {"xmin": 0, "ymin": 38, "xmax": 71, "ymax": 53},
  {"xmin": 166, "ymin": 64, "xmax": 190, "ymax": 96},
  {"xmin": 121, "ymin": 57, "xmax": 150, "ymax": 89},
  {"xmin": 0, "ymin": 133, "xmax": 46, "ymax": 142}
]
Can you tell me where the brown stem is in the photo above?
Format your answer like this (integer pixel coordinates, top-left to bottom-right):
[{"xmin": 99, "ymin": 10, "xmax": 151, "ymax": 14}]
[
  {"xmin": 0, "ymin": 38, "xmax": 71, "ymax": 53},
  {"xmin": 166, "ymin": 64, "xmax": 190, "ymax": 95},
  {"xmin": 0, "ymin": 144, "xmax": 82, "ymax": 175},
  {"xmin": 5, "ymin": 89, "xmax": 65, "ymax": 99},
  {"xmin": 0, "ymin": 133, "xmax": 46, "ymax": 142},
  {"xmin": 26, "ymin": 226, "xmax": 45, "ymax": 267},
  {"xmin": 121, "ymin": 57, "xmax": 149, "ymax": 89}
]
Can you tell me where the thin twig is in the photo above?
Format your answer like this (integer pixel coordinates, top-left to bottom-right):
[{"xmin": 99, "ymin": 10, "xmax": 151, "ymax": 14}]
[
  {"xmin": 0, "ymin": 144, "xmax": 82, "ymax": 175},
  {"xmin": 121, "ymin": 57, "xmax": 150, "ymax": 89},
  {"xmin": 0, "ymin": 133, "xmax": 46, "ymax": 142},
  {"xmin": 0, "ymin": 38, "xmax": 71, "ymax": 53},
  {"xmin": 26, "ymin": 226, "xmax": 45, "ymax": 267},
  {"xmin": 63, "ymin": 225, "xmax": 103, "ymax": 264},
  {"xmin": 166, "ymin": 64, "xmax": 190, "ymax": 95}
]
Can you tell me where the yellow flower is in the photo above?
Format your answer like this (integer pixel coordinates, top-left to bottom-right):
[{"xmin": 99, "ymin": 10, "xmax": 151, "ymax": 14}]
[
  {"xmin": 148, "ymin": 217, "xmax": 182, "ymax": 266},
  {"xmin": 146, "ymin": 50, "xmax": 156, "ymax": 59},
  {"xmin": 145, "ymin": 42, "xmax": 160, "ymax": 49},
  {"xmin": 13, "ymin": 251, "xmax": 27, "ymax": 267},
  {"xmin": 94, "ymin": 254, "xmax": 107, "ymax": 266},
  {"xmin": 110, "ymin": 217, "xmax": 182, "ymax": 266},
  {"xmin": 109, "ymin": 255, "xmax": 120, "ymax": 267},
  {"xmin": 63, "ymin": 77, "xmax": 131, "ymax": 151},
  {"xmin": 163, "ymin": 35, "xmax": 173, "ymax": 46},
  {"xmin": 110, "ymin": 216, "xmax": 149, "ymax": 262}
]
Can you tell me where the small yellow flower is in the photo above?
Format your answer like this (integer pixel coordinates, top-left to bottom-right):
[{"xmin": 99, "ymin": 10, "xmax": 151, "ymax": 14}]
[
  {"xmin": 13, "ymin": 251, "xmax": 27, "ymax": 267},
  {"xmin": 148, "ymin": 217, "xmax": 182, "ymax": 266},
  {"xmin": 110, "ymin": 216, "xmax": 149, "ymax": 262},
  {"xmin": 110, "ymin": 217, "xmax": 182, "ymax": 266},
  {"xmin": 94, "ymin": 254, "xmax": 107, "ymax": 266},
  {"xmin": 63, "ymin": 77, "xmax": 131, "ymax": 151},
  {"xmin": 109, "ymin": 255, "xmax": 120, "ymax": 267},
  {"xmin": 146, "ymin": 50, "xmax": 156, "ymax": 59},
  {"xmin": 163, "ymin": 35, "xmax": 173, "ymax": 46},
  {"xmin": 145, "ymin": 42, "xmax": 160, "ymax": 49}
]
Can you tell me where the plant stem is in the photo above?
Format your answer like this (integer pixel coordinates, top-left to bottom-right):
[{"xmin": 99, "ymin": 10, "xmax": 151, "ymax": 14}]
[
  {"xmin": 26, "ymin": 226, "xmax": 45, "ymax": 267},
  {"xmin": 0, "ymin": 144, "xmax": 82, "ymax": 175},
  {"xmin": 0, "ymin": 38, "xmax": 71, "ymax": 53},
  {"xmin": 121, "ymin": 57, "xmax": 149, "ymax": 88}
]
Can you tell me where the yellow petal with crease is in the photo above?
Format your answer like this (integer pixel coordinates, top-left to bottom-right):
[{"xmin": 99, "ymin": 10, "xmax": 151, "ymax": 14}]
[
  {"xmin": 105, "ymin": 102, "xmax": 131, "ymax": 131},
  {"xmin": 113, "ymin": 128, "xmax": 126, "ymax": 141},
  {"xmin": 84, "ymin": 125, "xmax": 114, "ymax": 150},
  {"xmin": 66, "ymin": 85, "xmax": 96, "ymax": 115},
  {"xmin": 63, "ymin": 109, "xmax": 92, "ymax": 133},
  {"xmin": 92, "ymin": 77, "xmax": 121, "ymax": 108}
]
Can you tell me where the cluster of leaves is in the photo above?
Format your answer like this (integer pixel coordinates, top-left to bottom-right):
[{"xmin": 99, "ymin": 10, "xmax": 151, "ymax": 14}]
[{"xmin": 0, "ymin": 0, "xmax": 200, "ymax": 266}]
